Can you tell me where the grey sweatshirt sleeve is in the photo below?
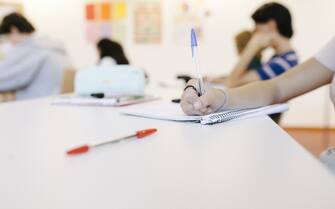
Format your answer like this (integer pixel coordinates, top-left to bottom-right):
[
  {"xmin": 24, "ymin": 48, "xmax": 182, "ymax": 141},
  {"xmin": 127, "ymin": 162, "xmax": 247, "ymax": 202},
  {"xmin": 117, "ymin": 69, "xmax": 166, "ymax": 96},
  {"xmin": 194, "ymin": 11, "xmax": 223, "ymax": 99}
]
[{"xmin": 0, "ymin": 45, "xmax": 47, "ymax": 91}]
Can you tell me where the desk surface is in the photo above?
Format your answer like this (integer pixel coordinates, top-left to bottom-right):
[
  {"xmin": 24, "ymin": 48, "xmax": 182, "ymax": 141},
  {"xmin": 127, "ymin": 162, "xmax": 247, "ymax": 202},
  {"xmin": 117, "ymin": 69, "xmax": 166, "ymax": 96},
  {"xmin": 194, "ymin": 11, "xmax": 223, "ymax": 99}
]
[{"xmin": 1, "ymin": 88, "xmax": 335, "ymax": 209}]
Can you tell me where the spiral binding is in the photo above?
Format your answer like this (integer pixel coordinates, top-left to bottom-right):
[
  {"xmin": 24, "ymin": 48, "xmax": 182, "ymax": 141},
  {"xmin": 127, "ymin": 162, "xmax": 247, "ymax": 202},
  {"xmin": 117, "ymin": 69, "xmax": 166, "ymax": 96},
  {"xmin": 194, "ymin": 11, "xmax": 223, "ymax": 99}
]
[{"xmin": 200, "ymin": 108, "xmax": 266, "ymax": 125}]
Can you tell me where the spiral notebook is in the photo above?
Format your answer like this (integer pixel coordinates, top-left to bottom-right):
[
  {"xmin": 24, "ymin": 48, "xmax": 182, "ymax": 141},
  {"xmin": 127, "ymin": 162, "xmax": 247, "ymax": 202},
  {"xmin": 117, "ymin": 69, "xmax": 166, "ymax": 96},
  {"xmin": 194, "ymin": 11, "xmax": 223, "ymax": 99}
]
[{"xmin": 120, "ymin": 102, "xmax": 289, "ymax": 125}]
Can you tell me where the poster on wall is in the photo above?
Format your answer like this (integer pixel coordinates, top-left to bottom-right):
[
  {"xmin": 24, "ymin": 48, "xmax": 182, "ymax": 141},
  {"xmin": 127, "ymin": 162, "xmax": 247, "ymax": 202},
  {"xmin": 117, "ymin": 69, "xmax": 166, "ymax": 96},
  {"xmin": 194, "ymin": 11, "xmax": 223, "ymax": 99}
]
[
  {"xmin": 0, "ymin": 2, "xmax": 23, "ymax": 20},
  {"xmin": 134, "ymin": 0, "xmax": 161, "ymax": 44},
  {"xmin": 84, "ymin": 1, "xmax": 127, "ymax": 44},
  {"xmin": 173, "ymin": 0, "xmax": 211, "ymax": 45}
]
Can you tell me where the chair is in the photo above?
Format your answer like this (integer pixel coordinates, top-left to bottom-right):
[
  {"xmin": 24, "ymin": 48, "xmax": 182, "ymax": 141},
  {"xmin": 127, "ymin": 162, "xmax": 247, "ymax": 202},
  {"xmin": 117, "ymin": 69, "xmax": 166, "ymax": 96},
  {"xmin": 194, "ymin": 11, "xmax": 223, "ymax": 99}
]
[
  {"xmin": 60, "ymin": 69, "xmax": 76, "ymax": 94},
  {"xmin": 0, "ymin": 91, "xmax": 15, "ymax": 102}
]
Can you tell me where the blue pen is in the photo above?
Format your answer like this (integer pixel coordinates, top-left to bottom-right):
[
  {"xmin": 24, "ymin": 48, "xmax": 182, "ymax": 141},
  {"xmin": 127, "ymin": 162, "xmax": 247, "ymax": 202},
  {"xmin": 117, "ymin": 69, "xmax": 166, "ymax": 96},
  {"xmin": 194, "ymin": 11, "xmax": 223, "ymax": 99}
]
[{"xmin": 191, "ymin": 28, "xmax": 204, "ymax": 95}]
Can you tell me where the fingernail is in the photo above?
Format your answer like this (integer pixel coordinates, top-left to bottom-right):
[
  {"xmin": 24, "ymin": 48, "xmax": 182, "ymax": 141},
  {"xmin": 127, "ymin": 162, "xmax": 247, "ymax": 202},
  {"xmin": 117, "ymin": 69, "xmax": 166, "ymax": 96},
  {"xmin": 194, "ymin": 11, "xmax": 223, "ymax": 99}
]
[{"xmin": 193, "ymin": 101, "xmax": 202, "ymax": 109}]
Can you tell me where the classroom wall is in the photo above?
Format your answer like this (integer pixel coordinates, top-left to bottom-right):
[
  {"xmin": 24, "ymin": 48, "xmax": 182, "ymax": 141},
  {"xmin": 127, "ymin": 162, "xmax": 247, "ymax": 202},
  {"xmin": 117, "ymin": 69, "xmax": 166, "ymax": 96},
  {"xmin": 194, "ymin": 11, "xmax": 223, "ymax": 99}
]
[{"xmin": 11, "ymin": 0, "xmax": 335, "ymax": 127}]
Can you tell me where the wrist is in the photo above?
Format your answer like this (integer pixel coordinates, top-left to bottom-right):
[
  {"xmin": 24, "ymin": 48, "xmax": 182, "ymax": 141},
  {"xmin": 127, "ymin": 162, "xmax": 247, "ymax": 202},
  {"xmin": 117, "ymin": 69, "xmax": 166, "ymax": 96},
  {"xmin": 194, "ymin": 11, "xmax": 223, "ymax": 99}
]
[{"xmin": 216, "ymin": 86, "xmax": 229, "ymax": 110}]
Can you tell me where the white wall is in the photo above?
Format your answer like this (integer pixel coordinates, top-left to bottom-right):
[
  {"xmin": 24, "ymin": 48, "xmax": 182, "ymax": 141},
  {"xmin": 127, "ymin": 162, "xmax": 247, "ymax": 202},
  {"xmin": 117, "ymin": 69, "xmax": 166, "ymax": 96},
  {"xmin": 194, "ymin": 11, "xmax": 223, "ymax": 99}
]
[{"xmin": 11, "ymin": 0, "xmax": 335, "ymax": 127}]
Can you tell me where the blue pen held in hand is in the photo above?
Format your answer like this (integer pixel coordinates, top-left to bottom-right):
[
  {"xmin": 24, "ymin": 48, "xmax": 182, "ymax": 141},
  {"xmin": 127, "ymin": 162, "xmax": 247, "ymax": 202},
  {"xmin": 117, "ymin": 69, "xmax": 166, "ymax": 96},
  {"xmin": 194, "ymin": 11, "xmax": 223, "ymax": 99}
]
[{"xmin": 191, "ymin": 28, "xmax": 205, "ymax": 96}]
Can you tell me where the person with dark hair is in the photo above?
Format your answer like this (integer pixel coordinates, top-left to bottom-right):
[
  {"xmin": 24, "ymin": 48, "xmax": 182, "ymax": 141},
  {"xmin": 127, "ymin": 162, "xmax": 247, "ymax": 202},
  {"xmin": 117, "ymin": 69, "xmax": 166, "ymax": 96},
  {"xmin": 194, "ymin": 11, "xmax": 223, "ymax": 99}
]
[
  {"xmin": 0, "ymin": 12, "xmax": 35, "ymax": 35},
  {"xmin": 0, "ymin": 13, "xmax": 70, "ymax": 100},
  {"xmin": 216, "ymin": 2, "xmax": 298, "ymax": 89},
  {"xmin": 97, "ymin": 38, "xmax": 129, "ymax": 66},
  {"xmin": 207, "ymin": 2, "xmax": 297, "ymax": 124}
]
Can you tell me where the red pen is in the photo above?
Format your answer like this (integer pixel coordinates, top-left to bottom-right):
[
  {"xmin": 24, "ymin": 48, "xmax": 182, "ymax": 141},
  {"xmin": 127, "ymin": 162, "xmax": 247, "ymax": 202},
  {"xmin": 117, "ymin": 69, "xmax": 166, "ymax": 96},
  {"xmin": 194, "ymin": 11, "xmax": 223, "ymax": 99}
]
[{"xmin": 66, "ymin": 128, "xmax": 157, "ymax": 156}]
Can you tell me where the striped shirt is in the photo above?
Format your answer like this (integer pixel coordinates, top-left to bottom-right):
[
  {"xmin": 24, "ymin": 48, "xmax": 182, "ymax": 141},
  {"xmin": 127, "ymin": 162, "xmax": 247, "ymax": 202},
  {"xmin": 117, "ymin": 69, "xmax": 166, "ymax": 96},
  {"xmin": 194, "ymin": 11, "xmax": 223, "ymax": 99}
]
[{"xmin": 256, "ymin": 51, "xmax": 299, "ymax": 80}]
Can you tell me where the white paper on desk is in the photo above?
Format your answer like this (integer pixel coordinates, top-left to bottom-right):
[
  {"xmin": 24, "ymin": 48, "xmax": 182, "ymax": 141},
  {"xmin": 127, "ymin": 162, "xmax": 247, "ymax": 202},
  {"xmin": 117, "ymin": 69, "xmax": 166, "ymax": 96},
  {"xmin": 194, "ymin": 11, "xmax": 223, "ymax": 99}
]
[
  {"xmin": 119, "ymin": 103, "xmax": 289, "ymax": 125},
  {"xmin": 120, "ymin": 102, "xmax": 200, "ymax": 121},
  {"xmin": 52, "ymin": 95, "xmax": 160, "ymax": 107},
  {"xmin": 52, "ymin": 95, "xmax": 118, "ymax": 106}
]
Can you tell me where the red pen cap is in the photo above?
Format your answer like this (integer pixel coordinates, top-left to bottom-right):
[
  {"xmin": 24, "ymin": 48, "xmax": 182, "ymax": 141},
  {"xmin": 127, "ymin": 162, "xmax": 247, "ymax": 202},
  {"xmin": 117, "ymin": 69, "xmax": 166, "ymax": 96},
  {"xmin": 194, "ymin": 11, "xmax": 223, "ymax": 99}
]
[
  {"xmin": 67, "ymin": 145, "xmax": 90, "ymax": 155},
  {"xmin": 136, "ymin": 128, "xmax": 157, "ymax": 138}
]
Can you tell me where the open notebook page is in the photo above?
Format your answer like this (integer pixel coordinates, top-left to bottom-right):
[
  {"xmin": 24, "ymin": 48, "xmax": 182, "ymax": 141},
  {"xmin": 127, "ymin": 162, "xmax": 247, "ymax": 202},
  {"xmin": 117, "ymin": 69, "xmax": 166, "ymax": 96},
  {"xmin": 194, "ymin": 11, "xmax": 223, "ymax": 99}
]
[
  {"xmin": 119, "ymin": 102, "xmax": 289, "ymax": 124},
  {"xmin": 120, "ymin": 102, "xmax": 202, "ymax": 122}
]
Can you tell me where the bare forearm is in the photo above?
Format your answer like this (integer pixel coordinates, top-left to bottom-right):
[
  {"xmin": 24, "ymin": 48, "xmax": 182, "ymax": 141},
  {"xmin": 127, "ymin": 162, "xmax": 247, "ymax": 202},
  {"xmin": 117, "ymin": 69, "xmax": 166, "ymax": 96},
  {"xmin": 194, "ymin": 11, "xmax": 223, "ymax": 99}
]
[
  {"xmin": 224, "ymin": 58, "xmax": 333, "ymax": 110},
  {"xmin": 275, "ymin": 58, "xmax": 332, "ymax": 102},
  {"xmin": 181, "ymin": 57, "xmax": 334, "ymax": 116},
  {"xmin": 230, "ymin": 44, "xmax": 259, "ymax": 80},
  {"xmin": 225, "ymin": 80, "xmax": 276, "ymax": 110}
]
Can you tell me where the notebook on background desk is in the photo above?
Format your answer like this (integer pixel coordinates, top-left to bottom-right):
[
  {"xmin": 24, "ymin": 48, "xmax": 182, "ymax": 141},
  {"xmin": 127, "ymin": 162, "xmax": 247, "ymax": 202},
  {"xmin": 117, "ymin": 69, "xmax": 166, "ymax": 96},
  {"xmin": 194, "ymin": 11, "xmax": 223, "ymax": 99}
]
[
  {"xmin": 51, "ymin": 95, "xmax": 159, "ymax": 107},
  {"xmin": 119, "ymin": 102, "xmax": 289, "ymax": 125}
]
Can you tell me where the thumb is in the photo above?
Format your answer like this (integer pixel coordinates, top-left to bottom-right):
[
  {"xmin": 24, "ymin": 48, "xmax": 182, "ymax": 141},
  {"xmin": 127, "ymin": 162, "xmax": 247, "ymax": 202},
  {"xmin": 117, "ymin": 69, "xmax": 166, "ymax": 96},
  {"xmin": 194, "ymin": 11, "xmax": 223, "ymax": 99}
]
[
  {"xmin": 192, "ymin": 93, "xmax": 212, "ymax": 114},
  {"xmin": 192, "ymin": 94, "xmax": 210, "ymax": 111},
  {"xmin": 199, "ymin": 88, "xmax": 226, "ymax": 113},
  {"xmin": 198, "ymin": 92, "xmax": 212, "ymax": 108}
]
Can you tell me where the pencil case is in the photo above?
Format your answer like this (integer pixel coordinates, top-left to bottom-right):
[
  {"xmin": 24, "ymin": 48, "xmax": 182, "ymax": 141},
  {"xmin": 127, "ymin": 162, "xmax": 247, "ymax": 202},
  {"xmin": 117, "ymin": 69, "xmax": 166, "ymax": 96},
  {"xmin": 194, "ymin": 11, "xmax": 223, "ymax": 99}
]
[{"xmin": 75, "ymin": 65, "xmax": 146, "ymax": 97}]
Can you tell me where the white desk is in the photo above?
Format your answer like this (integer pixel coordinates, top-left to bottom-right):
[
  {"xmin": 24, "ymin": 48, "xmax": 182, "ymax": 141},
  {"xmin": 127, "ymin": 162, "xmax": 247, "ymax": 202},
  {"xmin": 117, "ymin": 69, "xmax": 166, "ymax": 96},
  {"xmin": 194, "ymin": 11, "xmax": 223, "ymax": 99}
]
[{"xmin": 1, "ymin": 89, "xmax": 335, "ymax": 209}]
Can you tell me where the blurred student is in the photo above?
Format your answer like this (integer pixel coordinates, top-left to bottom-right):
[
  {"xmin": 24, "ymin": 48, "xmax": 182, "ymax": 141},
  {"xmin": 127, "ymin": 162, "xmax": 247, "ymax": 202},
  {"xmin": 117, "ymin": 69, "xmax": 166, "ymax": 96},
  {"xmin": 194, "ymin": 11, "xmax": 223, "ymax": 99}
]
[
  {"xmin": 95, "ymin": 38, "xmax": 150, "ymax": 82},
  {"xmin": 0, "ymin": 13, "xmax": 70, "ymax": 100},
  {"xmin": 235, "ymin": 31, "xmax": 263, "ymax": 70},
  {"xmin": 218, "ymin": 2, "xmax": 298, "ymax": 87},
  {"xmin": 181, "ymin": 36, "xmax": 335, "ymax": 172},
  {"xmin": 97, "ymin": 38, "xmax": 129, "ymax": 66},
  {"xmin": 238, "ymin": 31, "xmax": 284, "ymax": 123},
  {"xmin": 209, "ymin": 30, "xmax": 263, "ymax": 84}
]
